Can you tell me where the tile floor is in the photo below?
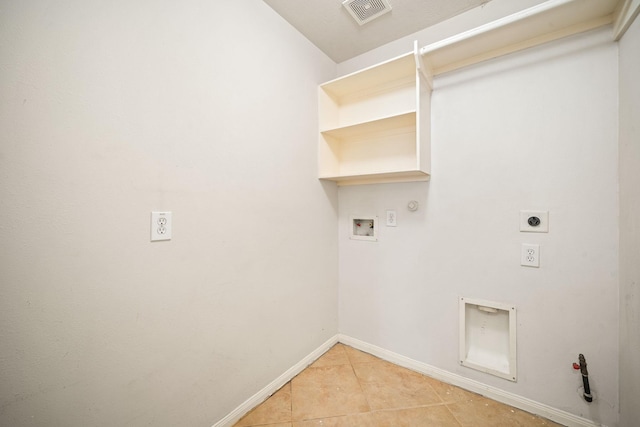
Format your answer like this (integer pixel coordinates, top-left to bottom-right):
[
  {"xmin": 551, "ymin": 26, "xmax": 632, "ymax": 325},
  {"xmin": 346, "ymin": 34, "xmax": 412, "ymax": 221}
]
[{"xmin": 233, "ymin": 344, "xmax": 563, "ymax": 427}]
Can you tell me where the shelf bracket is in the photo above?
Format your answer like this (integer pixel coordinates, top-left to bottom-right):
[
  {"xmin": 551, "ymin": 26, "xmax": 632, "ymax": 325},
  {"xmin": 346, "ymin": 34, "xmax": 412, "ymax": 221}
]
[
  {"xmin": 613, "ymin": 0, "xmax": 640, "ymax": 40},
  {"xmin": 414, "ymin": 40, "xmax": 433, "ymax": 90}
]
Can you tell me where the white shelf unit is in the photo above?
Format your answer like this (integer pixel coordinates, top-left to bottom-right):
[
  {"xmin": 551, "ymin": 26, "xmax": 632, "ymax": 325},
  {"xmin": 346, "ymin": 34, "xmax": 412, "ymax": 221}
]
[
  {"xmin": 318, "ymin": 45, "xmax": 431, "ymax": 186},
  {"xmin": 318, "ymin": 0, "xmax": 624, "ymax": 186}
]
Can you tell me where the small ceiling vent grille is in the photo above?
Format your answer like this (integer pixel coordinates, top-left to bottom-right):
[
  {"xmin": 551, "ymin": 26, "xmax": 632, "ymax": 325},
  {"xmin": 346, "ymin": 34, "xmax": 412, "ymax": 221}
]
[{"xmin": 343, "ymin": 0, "xmax": 392, "ymax": 26}]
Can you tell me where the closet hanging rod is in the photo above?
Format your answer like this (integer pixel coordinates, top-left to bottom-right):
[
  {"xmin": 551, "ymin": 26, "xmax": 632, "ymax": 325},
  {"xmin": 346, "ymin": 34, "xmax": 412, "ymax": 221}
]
[{"xmin": 416, "ymin": 0, "xmax": 618, "ymax": 77}]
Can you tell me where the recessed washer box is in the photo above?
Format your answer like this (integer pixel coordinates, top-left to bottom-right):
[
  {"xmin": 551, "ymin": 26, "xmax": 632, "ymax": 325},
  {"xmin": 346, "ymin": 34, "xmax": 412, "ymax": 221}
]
[
  {"xmin": 459, "ymin": 297, "xmax": 517, "ymax": 382},
  {"xmin": 350, "ymin": 215, "xmax": 378, "ymax": 241}
]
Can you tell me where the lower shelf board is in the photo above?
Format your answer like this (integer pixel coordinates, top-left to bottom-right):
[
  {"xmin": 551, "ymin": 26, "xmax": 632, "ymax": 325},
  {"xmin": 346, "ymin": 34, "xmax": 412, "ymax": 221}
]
[{"xmin": 319, "ymin": 170, "xmax": 430, "ymax": 186}]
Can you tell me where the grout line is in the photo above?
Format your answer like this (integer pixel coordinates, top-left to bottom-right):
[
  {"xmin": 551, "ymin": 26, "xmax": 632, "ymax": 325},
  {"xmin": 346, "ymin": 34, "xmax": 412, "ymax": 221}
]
[
  {"xmin": 350, "ymin": 358, "xmax": 373, "ymax": 414},
  {"xmin": 443, "ymin": 403, "xmax": 465, "ymax": 427},
  {"xmin": 288, "ymin": 381, "xmax": 293, "ymax": 427},
  {"xmin": 338, "ymin": 343, "xmax": 375, "ymax": 415},
  {"xmin": 344, "ymin": 344, "xmax": 463, "ymax": 418}
]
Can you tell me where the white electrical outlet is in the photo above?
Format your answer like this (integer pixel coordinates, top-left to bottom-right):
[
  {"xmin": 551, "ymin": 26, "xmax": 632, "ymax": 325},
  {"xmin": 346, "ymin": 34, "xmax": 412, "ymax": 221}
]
[
  {"xmin": 386, "ymin": 210, "xmax": 397, "ymax": 227},
  {"xmin": 521, "ymin": 244, "xmax": 539, "ymax": 267},
  {"xmin": 151, "ymin": 211, "xmax": 172, "ymax": 241}
]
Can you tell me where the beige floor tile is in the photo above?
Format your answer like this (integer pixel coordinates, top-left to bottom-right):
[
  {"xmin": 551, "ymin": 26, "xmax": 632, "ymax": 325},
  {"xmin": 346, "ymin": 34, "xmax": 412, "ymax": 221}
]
[
  {"xmin": 246, "ymin": 424, "xmax": 292, "ymax": 427},
  {"xmin": 234, "ymin": 345, "xmax": 565, "ymax": 427},
  {"xmin": 351, "ymin": 359, "xmax": 426, "ymax": 385},
  {"xmin": 359, "ymin": 381, "xmax": 443, "ymax": 411},
  {"xmin": 422, "ymin": 376, "xmax": 487, "ymax": 404},
  {"xmin": 292, "ymin": 412, "xmax": 378, "ymax": 427},
  {"xmin": 372, "ymin": 406, "xmax": 463, "ymax": 427},
  {"xmin": 310, "ymin": 344, "xmax": 350, "ymax": 368},
  {"xmin": 352, "ymin": 359, "xmax": 442, "ymax": 410},
  {"xmin": 234, "ymin": 383, "xmax": 292, "ymax": 427},
  {"xmin": 508, "ymin": 407, "xmax": 564, "ymax": 426},
  {"xmin": 343, "ymin": 346, "xmax": 381, "ymax": 364},
  {"xmin": 292, "ymin": 364, "xmax": 370, "ymax": 421},
  {"xmin": 294, "ymin": 363, "xmax": 357, "ymax": 387},
  {"xmin": 447, "ymin": 398, "xmax": 563, "ymax": 427}
]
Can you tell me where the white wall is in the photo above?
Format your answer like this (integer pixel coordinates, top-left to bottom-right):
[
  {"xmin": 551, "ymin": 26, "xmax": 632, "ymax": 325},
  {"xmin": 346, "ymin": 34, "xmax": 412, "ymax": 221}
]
[
  {"xmin": 618, "ymin": 12, "xmax": 640, "ymax": 427},
  {"xmin": 338, "ymin": 27, "xmax": 619, "ymax": 426},
  {"xmin": 0, "ymin": 1, "xmax": 337, "ymax": 426}
]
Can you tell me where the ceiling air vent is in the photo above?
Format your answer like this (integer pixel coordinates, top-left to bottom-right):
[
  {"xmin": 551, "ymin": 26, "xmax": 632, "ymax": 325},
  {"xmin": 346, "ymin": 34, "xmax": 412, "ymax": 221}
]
[{"xmin": 343, "ymin": 0, "xmax": 392, "ymax": 26}]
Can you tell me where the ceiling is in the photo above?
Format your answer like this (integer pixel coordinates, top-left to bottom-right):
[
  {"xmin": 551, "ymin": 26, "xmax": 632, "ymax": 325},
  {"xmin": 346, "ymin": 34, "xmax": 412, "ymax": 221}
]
[{"xmin": 263, "ymin": 0, "xmax": 491, "ymax": 63}]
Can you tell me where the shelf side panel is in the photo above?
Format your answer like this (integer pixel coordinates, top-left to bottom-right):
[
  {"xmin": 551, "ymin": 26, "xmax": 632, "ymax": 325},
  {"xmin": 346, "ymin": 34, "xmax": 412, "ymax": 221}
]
[
  {"xmin": 318, "ymin": 87, "xmax": 339, "ymax": 131},
  {"xmin": 417, "ymin": 72, "xmax": 431, "ymax": 174},
  {"xmin": 319, "ymin": 134, "xmax": 341, "ymax": 178}
]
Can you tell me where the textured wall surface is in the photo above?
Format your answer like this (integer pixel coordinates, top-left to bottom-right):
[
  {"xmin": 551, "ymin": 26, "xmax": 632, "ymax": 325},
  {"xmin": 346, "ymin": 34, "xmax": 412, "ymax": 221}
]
[
  {"xmin": 339, "ymin": 28, "xmax": 620, "ymax": 426},
  {"xmin": 0, "ymin": 1, "xmax": 337, "ymax": 426}
]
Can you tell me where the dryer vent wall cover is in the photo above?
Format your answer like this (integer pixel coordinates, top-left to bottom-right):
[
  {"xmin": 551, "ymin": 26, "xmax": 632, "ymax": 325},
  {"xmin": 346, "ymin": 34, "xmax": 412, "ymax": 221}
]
[{"xmin": 343, "ymin": 0, "xmax": 392, "ymax": 25}]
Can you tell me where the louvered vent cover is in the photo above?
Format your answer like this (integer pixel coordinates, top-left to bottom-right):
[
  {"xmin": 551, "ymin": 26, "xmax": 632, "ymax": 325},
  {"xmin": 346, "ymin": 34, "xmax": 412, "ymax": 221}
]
[{"xmin": 343, "ymin": 0, "xmax": 392, "ymax": 25}]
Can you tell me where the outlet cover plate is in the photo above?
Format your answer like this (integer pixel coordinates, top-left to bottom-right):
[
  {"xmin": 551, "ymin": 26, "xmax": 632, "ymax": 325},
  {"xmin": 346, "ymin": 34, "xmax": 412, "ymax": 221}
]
[
  {"xmin": 520, "ymin": 210, "xmax": 549, "ymax": 233},
  {"xmin": 386, "ymin": 210, "xmax": 397, "ymax": 227},
  {"xmin": 151, "ymin": 211, "xmax": 172, "ymax": 241},
  {"xmin": 521, "ymin": 243, "xmax": 540, "ymax": 267}
]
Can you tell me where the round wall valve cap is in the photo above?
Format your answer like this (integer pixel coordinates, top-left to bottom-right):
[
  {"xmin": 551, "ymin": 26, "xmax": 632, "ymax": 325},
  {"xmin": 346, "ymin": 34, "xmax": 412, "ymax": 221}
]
[{"xmin": 528, "ymin": 216, "xmax": 541, "ymax": 227}]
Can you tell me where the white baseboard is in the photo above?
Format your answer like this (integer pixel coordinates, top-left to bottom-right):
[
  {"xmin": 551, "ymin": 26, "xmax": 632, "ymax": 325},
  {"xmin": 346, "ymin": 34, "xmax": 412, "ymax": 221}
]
[
  {"xmin": 212, "ymin": 335, "xmax": 339, "ymax": 427},
  {"xmin": 337, "ymin": 334, "xmax": 600, "ymax": 427}
]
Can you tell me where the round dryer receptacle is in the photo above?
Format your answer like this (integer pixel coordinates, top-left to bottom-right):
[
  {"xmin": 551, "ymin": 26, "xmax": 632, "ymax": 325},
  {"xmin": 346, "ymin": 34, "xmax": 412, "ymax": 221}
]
[{"xmin": 527, "ymin": 216, "xmax": 541, "ymax": 227}]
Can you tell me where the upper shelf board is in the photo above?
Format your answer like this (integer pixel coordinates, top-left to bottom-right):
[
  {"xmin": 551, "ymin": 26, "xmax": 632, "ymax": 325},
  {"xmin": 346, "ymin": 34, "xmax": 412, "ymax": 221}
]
[
  {"xmin": 321, "ymin": 52, "xmax": 417, "ymax": 100},
  {"xmin": 420, "ymin": 0, "xmax": 620, "ymax": 76}
]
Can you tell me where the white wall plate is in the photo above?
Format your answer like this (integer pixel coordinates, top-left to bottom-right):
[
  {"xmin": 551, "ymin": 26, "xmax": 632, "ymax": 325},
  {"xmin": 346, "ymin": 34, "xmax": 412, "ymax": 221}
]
[{"xmin": 520, "ymin": 210, "xmax": 549, "ymax": 232}]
